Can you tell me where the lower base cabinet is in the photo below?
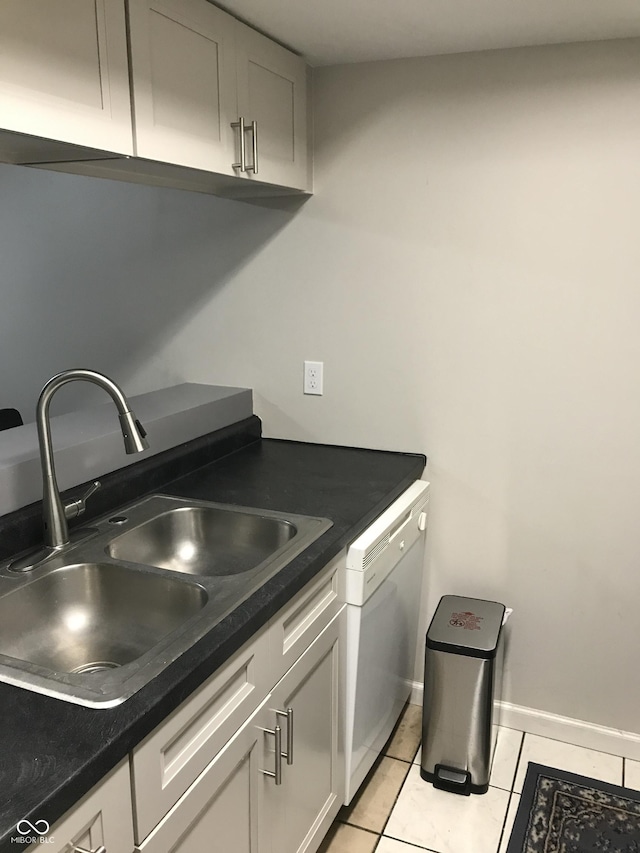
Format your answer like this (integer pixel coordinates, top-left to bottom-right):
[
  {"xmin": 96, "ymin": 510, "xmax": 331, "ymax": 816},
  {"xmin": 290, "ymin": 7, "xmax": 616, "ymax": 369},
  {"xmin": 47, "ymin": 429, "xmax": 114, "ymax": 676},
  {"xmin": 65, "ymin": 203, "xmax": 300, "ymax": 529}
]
[{"xmin": 138, "ymin": 608, "xmax": 345, "ymax": 853}]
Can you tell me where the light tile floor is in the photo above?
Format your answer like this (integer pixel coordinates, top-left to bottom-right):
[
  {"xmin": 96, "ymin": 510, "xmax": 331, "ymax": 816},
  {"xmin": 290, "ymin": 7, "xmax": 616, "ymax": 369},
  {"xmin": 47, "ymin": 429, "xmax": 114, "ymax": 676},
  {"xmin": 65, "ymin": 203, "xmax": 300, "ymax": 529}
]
[{"xmin": 318, "ymin": 703, "xmax": 638, "ymax": 853}]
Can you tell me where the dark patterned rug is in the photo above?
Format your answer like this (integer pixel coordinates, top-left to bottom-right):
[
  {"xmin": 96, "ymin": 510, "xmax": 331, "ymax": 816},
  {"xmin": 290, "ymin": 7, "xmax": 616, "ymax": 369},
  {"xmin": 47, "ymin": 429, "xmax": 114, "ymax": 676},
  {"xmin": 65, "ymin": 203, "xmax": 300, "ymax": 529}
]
[{"xmin": 506, "ymin": 763, "xmax": 640, "ymax": 852}]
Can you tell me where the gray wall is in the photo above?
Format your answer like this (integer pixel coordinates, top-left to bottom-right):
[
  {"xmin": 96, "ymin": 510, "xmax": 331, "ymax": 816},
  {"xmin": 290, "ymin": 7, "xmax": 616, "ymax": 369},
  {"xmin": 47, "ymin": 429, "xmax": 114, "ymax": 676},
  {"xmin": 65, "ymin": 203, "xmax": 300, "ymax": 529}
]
[{"xmin": 0, "ymin": 163, "xmax": 289, "ymax": 420}]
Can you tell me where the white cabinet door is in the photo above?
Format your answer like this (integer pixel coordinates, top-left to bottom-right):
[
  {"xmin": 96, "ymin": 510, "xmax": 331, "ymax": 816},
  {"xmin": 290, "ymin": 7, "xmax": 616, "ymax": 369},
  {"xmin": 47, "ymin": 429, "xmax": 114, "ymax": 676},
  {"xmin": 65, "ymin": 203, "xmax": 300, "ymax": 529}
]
[
  {"xmin": 128, "ymin": 0, "xmax": 237, "ymax": 173},
  {"xmin": 137, "ymin": 699, "xmax": 271, "ymax": 853},
  {"xmin": 234, "ymin": 22, "xmax": 309, "ymax": 191},
  {"xmin": 26, "ymin": 760, "xmax": 134, "ymax": 853},
  {"xmin": 0, "ymin": 0, "xmax": 132, "ymax": 154},
  {"xmin": 264, "ymin": 608, "xmax": 346, "ymax": 853}
]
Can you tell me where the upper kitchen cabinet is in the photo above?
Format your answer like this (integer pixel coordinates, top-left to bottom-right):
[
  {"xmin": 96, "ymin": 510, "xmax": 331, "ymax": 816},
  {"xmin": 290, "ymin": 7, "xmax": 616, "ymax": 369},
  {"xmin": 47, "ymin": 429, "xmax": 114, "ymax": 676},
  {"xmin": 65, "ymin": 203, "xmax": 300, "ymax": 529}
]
[
  {"xmin": 234, "ymin": 23, "xmax": 309, "ymax": 191},
  {"xmin": 127, "ymin": 0, "xmax": 237, "ymax": 174},
  {"xmin": 0, "ymin": 0, "xmax": 133, "ymax": 155},
  {"xmin": 0, "ymin": 0, "xmax": 311, "ymax": 195},
  {"xmin": 127, "ymin": 0, "xmax": 310, "ymax": 192}
]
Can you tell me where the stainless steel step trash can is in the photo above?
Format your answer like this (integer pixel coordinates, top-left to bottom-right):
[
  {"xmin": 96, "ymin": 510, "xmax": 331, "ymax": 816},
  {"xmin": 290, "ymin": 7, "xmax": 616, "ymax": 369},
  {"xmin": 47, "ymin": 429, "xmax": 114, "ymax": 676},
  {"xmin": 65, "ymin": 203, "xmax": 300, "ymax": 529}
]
[{"xmin": 421, "ymin": 595, "xmax": 505, "ymax": 795}]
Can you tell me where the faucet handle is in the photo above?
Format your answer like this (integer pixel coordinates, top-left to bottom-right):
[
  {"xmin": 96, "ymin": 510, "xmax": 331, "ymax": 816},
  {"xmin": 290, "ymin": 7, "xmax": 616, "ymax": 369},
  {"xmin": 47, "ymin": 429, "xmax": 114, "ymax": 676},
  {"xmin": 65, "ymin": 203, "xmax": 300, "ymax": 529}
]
[{"xmin": 64, "ymin": 480, "xmax": 102, "ymax": 521}]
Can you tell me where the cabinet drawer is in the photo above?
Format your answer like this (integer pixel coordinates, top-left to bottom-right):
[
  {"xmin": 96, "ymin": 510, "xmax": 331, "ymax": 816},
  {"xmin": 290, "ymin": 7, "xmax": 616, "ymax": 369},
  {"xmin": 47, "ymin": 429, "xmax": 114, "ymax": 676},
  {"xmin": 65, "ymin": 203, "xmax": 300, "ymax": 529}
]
[
  {"xmin": 269, "ymin": 551, "xmax": 344, "ymax": 683},
  {"xmin": 131, "ymin": 629, "xmax": 270, "ymax": 842},
  {"xmin": 27, "ymin": 760, "xmax": 133, "ymax": 853}
]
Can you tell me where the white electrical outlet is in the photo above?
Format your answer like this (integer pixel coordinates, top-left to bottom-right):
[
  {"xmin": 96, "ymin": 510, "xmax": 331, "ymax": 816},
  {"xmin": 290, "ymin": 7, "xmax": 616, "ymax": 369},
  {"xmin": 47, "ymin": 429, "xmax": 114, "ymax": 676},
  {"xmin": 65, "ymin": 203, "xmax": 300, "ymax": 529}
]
[{"xmin": 304, "ymin": 361, "xmax": 324, "ymax": 395}]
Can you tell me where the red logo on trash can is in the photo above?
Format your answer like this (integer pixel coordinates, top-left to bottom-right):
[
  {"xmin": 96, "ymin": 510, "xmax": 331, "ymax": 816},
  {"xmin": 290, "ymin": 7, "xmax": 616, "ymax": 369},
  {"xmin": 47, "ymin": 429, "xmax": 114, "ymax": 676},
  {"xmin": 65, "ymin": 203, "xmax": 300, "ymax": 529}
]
[{"xmin": 449, "ymin": 611, "xmax": 483, "ymax": 630}]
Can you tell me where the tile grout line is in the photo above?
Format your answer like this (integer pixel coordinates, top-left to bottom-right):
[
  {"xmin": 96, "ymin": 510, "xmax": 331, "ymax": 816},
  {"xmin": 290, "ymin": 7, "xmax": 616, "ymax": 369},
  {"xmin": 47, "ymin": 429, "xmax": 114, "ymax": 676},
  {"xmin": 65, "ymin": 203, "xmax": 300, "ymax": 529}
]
[
  {"xmin": 321, "ymin": 821, "xmax": 380, "ymax": 853},
  {"xmin": 494, "ymin": 730, "xmax": 526, "ymax": 853},
  {"xmin": 495, "ymin": 791, "xmax": 514, "ymax": 853},
  {"xmin": 341, "ymin": 754, "xmax": 413, "ymax": 835},
  {"xmin": 378, "ymin": 832, "xmax": 440, "ymax": 853},
  {"xmin": 376, "ymin": 752, "xmax": 440, "ymax": 853},
  {"xmin": 369, "ymin": 709, "xmax": 425, "ymax": 848},
  {"xmin": 340, "ymin": 736, "xmax": 421, "ymax": 837},
  {"xmin": 378, "ymin": 753, "xmax": 413, "ymax": 836},
  {"xmin": 511, "ymin": 731, "xmax": 527, "ymax": 792}
]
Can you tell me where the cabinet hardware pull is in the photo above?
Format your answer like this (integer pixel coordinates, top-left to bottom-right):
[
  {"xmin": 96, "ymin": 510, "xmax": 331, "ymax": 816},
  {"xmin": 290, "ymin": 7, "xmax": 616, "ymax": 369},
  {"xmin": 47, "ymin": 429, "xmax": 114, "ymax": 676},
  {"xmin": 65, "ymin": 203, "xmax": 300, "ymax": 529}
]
[
  {"xmin": 73, "ymin": 846, "xmax": 107, "ymax": 853},
  {"xmin": 231, "ymin": 117, "xmax": 258, "ymax": 174},
  {"xmin": 249, "ymin": 120, "xmax": 258, "ymax": 174},
  {"xmin": 261, "ymin": 723, "xmax": 282, "ymax": 785},
  {"xmin": 231, "ymin": 116, "xmax": 246, "ymax": 171},
  {"xmin": 275, "ymin": 707, "xmax": 294, "ymax": 765}
]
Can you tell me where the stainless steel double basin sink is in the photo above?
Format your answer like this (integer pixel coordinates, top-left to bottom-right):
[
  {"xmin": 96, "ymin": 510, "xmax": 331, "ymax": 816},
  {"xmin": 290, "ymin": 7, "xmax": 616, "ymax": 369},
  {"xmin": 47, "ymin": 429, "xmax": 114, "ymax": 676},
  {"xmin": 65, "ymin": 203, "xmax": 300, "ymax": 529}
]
[{"xmin": 0, "ymin": 495, "xmax": 332, "ymax": 707}]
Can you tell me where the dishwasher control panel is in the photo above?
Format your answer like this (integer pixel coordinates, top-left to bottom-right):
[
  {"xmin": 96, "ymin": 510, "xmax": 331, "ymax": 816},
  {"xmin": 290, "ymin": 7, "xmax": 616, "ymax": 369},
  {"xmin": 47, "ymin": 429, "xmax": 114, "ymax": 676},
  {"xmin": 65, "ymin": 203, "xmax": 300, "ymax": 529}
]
[{"xmin": 344, "ymin": 480, "xmax": 429, "ymax": 605}]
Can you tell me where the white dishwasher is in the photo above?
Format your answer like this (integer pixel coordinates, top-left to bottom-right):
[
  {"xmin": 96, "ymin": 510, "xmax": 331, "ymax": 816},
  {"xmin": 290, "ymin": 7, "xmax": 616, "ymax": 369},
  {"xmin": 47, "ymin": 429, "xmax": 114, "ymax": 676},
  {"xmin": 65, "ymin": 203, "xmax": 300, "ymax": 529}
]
[{"xmin": 343, "ymin": 480, "xmax": 430, "ymax": 803}]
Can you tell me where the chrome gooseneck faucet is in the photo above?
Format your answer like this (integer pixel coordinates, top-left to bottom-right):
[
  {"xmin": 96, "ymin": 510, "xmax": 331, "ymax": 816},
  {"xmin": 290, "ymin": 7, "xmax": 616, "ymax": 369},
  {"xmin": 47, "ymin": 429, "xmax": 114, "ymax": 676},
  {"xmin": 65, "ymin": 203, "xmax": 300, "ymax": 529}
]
[{"xmin": 37, "ymin": 369, "xmax": 149, "ymax": 550}]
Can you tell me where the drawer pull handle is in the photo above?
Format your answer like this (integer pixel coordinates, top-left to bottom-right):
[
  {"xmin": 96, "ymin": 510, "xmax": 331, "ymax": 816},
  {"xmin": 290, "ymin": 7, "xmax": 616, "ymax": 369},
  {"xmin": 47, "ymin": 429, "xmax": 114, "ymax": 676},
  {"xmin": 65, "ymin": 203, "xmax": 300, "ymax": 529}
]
[
  {"xmin": 261, "ymin": 724, "xmax": 282, "ymax": 785},
  {"xmin": 276, "ymin": 707, "xmax": 294, "ymax": 765},
  {"xmin": 73, "ymin": 846, "xmax": 107, "ymax": 853}
]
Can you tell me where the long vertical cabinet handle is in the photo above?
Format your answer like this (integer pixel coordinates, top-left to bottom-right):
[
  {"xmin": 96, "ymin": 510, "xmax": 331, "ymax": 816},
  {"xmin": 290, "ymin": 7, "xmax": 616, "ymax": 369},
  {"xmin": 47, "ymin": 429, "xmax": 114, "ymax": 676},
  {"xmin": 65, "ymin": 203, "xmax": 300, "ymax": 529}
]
[
  {"xmin": 249, "ymin": 120, "xmax": 258, "ymax": 174},
  {"xmin": 260, "ymin": 724, "xmax": 283, "ymax": 785},
  {"xmin": 275, "ymin": 708, "xmax": 294, "ymax": 765},
  {"xmin": 231, "ymin": 118, "xmax": 258, "ymax": 174},
  {"xmin": 231, "ymin": 116, "xmax": 246, "ymax": 171}
]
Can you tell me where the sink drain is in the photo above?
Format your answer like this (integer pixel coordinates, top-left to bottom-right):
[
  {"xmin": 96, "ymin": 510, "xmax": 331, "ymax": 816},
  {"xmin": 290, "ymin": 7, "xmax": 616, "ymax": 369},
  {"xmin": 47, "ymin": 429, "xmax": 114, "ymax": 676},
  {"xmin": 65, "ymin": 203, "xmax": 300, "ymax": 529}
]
[{"xmin": 71, "ymin": 661, "xmax": 120, "ymax": 675}]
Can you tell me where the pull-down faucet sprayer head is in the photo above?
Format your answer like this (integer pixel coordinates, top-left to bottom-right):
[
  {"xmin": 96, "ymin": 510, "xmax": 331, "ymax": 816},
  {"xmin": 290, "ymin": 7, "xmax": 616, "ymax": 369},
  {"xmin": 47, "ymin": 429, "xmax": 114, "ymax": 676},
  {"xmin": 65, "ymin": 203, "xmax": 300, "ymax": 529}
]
[{"xmin": 119, "ymin": 411, "xmax": 149, "ymax": 454}]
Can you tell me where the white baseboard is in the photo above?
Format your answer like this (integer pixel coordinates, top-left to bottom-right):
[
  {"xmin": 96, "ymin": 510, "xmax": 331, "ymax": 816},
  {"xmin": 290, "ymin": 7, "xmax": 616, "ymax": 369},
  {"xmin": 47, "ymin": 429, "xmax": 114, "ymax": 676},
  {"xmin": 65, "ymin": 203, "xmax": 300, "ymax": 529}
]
[
  {"xmin": 498, "ymin": 701, "xmax": 640, "ymax": 761},
  {"xmin": 409, "ymin": 680, "xmax": 424, "ymax": 708},
  {"xmin": 408, "ymin": 681, "xmax": 640, "ymax": 761}
]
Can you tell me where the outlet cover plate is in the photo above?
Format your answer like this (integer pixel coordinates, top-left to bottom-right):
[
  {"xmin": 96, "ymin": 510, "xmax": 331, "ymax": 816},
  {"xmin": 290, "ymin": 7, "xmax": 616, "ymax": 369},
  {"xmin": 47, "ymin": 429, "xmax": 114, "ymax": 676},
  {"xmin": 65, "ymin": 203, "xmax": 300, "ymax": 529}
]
[{"xmin": 304, "ymin": 361, "xmax": 323, "ymax": 395}]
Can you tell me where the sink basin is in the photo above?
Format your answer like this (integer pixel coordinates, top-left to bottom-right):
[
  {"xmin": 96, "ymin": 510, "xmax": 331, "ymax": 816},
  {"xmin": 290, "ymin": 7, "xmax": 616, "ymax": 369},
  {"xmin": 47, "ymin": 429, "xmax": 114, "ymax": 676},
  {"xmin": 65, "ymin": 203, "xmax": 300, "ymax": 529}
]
[
  {"xmin": 0, "ymin": 562, "xmax": 207, "ymax": 675},
  {"xmin": 107, "ymin": 506, "xmax": 297, "ymax": 576},
  {"xmin": 0, "ymin": 495, "xmax": 332, "ymax": 707}
]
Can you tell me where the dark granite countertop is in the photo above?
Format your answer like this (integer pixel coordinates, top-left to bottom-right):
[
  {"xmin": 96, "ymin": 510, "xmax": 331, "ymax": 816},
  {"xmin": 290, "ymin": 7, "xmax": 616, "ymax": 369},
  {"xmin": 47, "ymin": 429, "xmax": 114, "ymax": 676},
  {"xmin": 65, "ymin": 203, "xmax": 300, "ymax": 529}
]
[{"xmin": 0, "ymin": 422, "xmax": 425, "ymax": 850}]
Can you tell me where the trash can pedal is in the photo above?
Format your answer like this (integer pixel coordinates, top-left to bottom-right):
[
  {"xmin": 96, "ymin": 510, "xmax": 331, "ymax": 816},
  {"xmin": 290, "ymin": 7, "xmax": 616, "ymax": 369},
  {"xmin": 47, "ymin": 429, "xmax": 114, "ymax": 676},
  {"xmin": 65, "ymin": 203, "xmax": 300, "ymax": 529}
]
[{"xmin": 433, "ymin": 764, "xmax": 472, "ymax": 795}]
